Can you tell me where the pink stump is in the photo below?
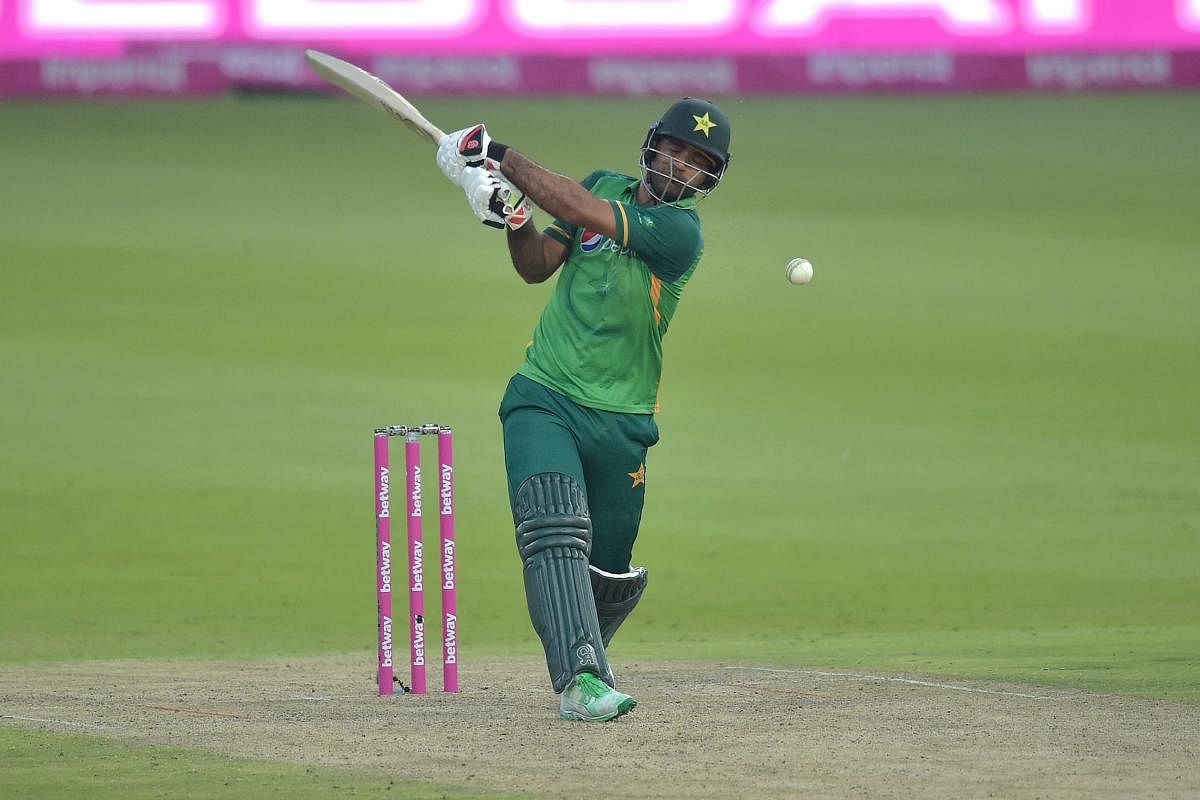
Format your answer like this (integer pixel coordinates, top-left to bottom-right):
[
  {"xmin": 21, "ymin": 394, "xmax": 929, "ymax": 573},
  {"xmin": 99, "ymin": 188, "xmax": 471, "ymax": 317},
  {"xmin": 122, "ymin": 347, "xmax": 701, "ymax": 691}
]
[
  {"xmin": 374, "ymin": 432, "xmax": 394, "ymax": 695},
  {"xmin": 405, "ymin": 434, "xmax": 427, "ymax": 694},
  {"xmin": 438, "ymin": 428, "xmax": 459, "ymax": 693}
]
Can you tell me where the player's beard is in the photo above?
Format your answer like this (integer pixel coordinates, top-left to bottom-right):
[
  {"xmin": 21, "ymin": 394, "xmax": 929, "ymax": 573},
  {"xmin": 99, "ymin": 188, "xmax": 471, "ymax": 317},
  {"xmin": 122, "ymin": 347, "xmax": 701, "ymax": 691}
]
[
  {"xmin": 648, "ymin": 170, "xmax": 692, "ymax": 203},
  {"xmin": 645, "ymin": 153, "xmax": 697, "ymax": 203}
]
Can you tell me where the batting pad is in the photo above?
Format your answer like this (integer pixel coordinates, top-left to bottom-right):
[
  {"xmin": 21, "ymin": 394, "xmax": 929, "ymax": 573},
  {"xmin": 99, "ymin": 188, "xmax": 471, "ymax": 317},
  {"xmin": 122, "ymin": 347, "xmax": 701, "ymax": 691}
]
[
  {"xmin": 514, "ymin": 472, "xmax": 614, "ymax": 692},
  {"xmin": 589, "ymin": 565, "xmax": 648, "ymax": 648}
]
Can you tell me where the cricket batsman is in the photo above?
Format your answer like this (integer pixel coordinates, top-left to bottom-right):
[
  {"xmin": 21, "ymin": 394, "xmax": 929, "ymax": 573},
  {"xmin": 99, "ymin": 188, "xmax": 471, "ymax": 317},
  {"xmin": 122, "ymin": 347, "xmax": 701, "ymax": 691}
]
[{"xmin": 435, "ymin": 98, "xmax": 732, "ymax": 721}]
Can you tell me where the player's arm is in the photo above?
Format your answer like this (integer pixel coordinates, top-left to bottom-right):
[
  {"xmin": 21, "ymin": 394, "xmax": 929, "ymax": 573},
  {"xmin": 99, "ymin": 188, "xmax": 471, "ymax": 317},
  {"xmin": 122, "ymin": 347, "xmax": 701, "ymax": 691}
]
[
  {"xmin": 453, "ymin": 166, "xmax": 558, "ymax": 281},
  {"xmin": 494, "ymin": 150, "xmax": 618, "ymax": 241},
  {"xmin": 434, "ymin": 125, "xmax": 610, "ymax": 279},
  {"xmin": 506, "ymin": 224, "xmax": 567, "ymax": 284}
]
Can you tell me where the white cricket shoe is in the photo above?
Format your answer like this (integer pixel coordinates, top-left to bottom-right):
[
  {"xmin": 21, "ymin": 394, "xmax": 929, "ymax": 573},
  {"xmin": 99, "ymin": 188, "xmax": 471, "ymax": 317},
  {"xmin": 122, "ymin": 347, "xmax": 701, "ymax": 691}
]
[{"xmin": 559, "ymin": 672, "xmax": 636, "ymax": 722}]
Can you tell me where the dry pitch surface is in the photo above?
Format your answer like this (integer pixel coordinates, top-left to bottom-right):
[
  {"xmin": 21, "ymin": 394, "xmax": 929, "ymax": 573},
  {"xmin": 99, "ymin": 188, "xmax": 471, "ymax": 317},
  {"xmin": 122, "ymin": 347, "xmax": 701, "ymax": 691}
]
[{"xmin": 2, "ymin": 655, "xmax": 1198, "ymax": 799}]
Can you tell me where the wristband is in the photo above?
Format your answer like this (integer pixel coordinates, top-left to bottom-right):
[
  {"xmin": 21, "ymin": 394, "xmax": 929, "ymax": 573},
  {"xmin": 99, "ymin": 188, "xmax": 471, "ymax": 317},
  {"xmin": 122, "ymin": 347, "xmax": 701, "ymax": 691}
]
[{"xmin": 487, "ymin": 141, "xmax": 510, "ymax": 165}]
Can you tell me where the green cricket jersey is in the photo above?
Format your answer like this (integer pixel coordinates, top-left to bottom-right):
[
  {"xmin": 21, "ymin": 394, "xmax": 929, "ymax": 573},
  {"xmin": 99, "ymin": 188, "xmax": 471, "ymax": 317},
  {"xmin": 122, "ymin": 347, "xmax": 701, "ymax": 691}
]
[{"xmin": 517, "ymin": 170, "xmax": 704, "ymax": 414}]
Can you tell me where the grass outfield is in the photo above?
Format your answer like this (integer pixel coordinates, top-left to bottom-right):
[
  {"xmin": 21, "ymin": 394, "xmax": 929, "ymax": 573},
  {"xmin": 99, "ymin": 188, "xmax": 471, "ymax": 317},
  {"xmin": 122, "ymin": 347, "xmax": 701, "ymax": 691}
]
[
  {"xmin": 1, "ymin": 93, "xmax": 1198, "ymax": 793},
  {"xmin": 0, "ymin": 726, "xmax": 526, "ymax": 800}
]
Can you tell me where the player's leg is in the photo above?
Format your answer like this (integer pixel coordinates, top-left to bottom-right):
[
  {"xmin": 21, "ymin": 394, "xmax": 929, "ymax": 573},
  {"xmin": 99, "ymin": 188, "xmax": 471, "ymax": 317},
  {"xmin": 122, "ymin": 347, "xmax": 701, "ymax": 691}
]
[
  {"xmin": 589, "ymin": 565, "xmax": 648, "ymax": 648},
  {"xmin": 579, "ymin": 409, "xmax": 659, "ymax": 647},
  {"xmin": 499, "ymin": 374, "xmax": 587, "ymax": 504},
  {"xmin": 500, "ymin": 376, "xmax": 635, "ymax": 720}
]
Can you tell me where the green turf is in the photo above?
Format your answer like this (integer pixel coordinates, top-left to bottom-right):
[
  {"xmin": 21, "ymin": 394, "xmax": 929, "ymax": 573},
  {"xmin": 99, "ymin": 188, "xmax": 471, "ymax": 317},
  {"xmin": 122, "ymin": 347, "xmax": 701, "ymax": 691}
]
[
  {"xmin": 0, "ymin": 726, "xmax": 529, "ymax": 799},
  {"xmin": 1, "ymin": 93, "xmax": 1197, "ymax": 718}
]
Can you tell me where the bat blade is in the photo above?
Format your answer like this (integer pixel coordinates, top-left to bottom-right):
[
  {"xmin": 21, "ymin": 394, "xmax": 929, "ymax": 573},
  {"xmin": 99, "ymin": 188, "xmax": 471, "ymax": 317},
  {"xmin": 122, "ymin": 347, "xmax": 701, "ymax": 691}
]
[{"xmin": 305, "ymin": 49, "xmax": 446, "ymax": 145}]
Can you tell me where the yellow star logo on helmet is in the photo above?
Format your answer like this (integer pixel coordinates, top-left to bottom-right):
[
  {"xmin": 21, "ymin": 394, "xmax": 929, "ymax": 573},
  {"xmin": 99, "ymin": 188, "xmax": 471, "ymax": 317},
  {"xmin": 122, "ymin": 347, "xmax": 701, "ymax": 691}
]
[{"xmin": 692, "ymin": 112, "xmax": 717, "ymax": 137}]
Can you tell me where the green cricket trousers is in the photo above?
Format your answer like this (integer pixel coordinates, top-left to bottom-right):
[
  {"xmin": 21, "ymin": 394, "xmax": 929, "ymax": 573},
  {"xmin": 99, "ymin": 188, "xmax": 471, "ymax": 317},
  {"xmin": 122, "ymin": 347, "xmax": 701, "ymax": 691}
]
[{"xmin": 499, "ymin": 373, "xmax": 659, "ymax": 573}]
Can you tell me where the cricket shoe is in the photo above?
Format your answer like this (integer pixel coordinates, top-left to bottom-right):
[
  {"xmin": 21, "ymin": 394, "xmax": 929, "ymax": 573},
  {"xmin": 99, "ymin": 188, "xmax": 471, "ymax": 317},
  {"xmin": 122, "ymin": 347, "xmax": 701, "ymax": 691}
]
[{"xmin": 559, "ymin": 672, "xmax": 636, "ymax": 722}]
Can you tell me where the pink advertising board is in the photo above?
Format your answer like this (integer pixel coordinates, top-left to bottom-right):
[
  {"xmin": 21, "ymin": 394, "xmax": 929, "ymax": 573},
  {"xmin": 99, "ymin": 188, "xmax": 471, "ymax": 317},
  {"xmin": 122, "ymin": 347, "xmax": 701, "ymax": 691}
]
[{"xmin": 2, "ymin": 0, "xmax": 1200, "ymax": 59}]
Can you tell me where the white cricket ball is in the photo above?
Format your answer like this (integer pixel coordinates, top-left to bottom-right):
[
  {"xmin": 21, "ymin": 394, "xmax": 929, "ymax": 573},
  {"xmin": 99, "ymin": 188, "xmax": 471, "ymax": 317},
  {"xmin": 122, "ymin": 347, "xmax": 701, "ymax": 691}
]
[{"xmin": 786, "ymin": 257, "xmax": 814, "ymax": 285}]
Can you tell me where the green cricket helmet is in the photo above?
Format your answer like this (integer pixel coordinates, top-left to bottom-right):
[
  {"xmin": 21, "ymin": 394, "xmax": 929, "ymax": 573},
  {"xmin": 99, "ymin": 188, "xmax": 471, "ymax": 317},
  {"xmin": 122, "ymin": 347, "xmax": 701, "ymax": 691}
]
[{"xmin": 639, "ymin": 97, "xmax": 732, "ymax": 204}]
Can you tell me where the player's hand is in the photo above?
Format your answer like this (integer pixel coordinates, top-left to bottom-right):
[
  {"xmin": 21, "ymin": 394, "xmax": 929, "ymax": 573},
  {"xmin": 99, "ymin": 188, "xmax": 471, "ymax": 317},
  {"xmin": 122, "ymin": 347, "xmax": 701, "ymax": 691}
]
[
  {"xmin": 461, "ymin": 167, "xmax": 503, "ymax": 228},
  {"xmin": 437, "ymin": 124, "xmax": 492, "ymax": 186},
  {"xmin": 500, "ymin": 183, "xmax": 532, "ymax": 229},
  {"xmin": 461, "ymin": 166, "xmax": 532, "ymax": 231}
]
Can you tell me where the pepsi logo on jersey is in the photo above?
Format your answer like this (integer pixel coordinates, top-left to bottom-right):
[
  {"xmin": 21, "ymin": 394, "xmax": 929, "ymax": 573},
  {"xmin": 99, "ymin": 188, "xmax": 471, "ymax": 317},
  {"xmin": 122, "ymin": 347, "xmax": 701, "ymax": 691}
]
[{"xmin": 580, "ymin": 230, "xmax": 605, "ymax": 253}]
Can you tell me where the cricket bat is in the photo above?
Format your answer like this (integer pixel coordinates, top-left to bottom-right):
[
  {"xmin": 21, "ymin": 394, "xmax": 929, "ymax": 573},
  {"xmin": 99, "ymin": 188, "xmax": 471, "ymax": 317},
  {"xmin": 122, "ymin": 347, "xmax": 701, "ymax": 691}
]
[{"xmin": 304, "ymin": 49, "xmax": 446, "ymax": 145}]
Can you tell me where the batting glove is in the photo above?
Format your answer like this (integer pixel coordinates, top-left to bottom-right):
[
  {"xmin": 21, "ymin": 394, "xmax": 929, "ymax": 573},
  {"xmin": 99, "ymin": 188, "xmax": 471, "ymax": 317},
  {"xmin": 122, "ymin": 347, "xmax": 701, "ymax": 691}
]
[
  {"xmin": 460, "ymin": 166, "xmax": 532, "ymax": 231},
  {"xmin": 437, "ymin": 124, "xmax": 491, "ymax": 186}
]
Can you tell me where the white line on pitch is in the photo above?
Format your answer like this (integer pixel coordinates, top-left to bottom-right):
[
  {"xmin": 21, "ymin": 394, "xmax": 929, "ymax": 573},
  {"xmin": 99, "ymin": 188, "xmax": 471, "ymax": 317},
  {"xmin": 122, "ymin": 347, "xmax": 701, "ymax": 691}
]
[{"xmin": 727, "ymin": 667, "xmax": 1050, "ymax": 699}]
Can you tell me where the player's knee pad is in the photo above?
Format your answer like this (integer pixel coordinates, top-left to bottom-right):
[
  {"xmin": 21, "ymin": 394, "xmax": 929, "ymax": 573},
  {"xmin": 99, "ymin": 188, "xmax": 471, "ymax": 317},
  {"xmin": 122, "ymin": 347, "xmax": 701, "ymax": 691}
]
[
  {"xmin": 512, "ymin": 473, "xmax": 612, "ymax": 692},
  {"xmin": 514, "ymin": 471, "xmax": 591, "ymax": 562},
  {"xmin": 589, "ymin": 565, "xmax": 648, "ymax": 647}
]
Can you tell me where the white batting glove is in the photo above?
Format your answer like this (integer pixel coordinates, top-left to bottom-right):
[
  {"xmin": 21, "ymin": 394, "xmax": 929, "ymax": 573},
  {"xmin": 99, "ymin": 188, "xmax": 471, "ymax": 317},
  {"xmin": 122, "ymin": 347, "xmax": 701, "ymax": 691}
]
[
  {"xmin": 502, "ymin": 185, "xmax": 532, "ymax": 230},
  {"xmin": 461, "ymin": 167, "xmax": 503, "ymax": 228},
  {"xmin": 460, "ymin": 166, "xmax": 532, "ymax": 231},
  {"xmin": 437, "ymin": 124, "xmax": 491, "ymax": 187}
]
